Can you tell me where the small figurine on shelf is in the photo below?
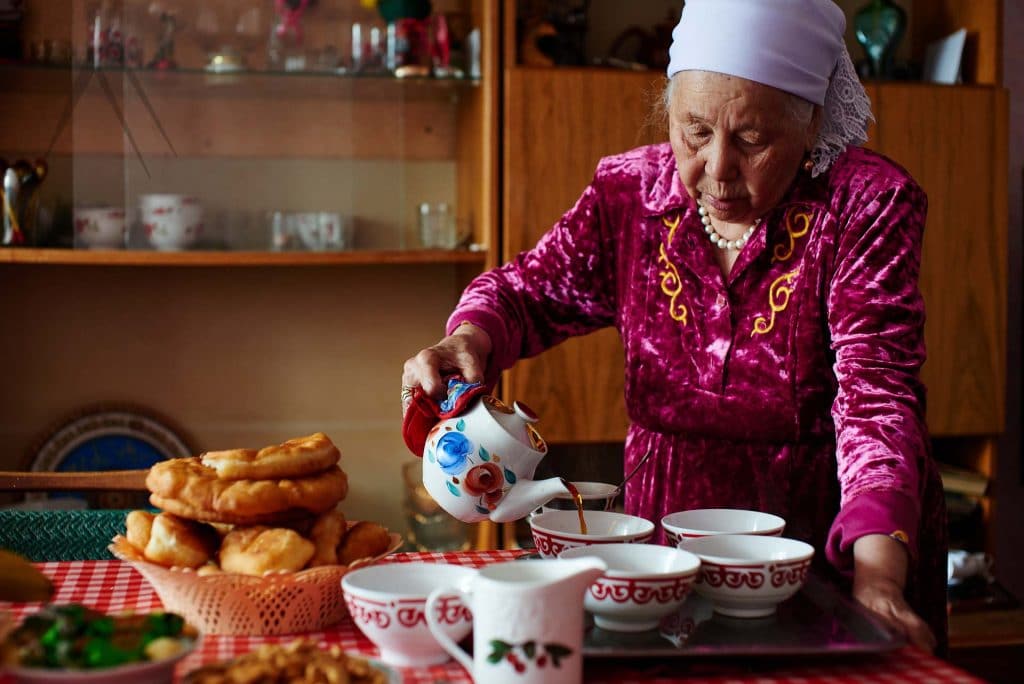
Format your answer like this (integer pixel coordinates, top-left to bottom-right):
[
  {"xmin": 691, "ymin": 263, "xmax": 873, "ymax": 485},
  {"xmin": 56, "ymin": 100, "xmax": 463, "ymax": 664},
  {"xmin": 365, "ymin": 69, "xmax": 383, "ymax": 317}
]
[
  {"xmin": 364, "ymin": 0, "xmax": 433, "ymax": 78},
  {"xmin": 268, "ymin": 0, "xmax": 312, "ymax": 72},
  {"xmin": 147, "ymin": 3, "xmax": 180, "ymax": 70},
  {"xmin": 1, "ymin": 158, "xmax": 48, "ymax": 247},
  {"xmin": 853, "ymin": 0, "xmax": 907, "ymax": 79}
]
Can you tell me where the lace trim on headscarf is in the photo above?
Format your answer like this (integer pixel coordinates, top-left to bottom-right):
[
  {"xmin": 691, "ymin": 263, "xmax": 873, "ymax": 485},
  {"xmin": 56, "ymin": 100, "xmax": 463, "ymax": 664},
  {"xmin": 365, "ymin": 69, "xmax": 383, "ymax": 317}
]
[{"xmin": 810, "ymin": 46, "xmax": 874, "ymax": 177}]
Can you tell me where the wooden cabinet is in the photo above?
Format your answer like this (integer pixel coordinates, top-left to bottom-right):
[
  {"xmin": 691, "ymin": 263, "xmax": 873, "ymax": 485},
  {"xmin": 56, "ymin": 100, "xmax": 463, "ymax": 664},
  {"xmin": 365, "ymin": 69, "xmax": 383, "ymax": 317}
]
[
  {"xmin": 498, "ymin": 2, "xmax": 1009, "ymax": 559},
  {"xmin": 865, "ymin": 83, "xmax": 1008, "ymax": 437},
  {"xmin": 0, "ymin": 0, "xmax": 500, "ymax": 539},
  {"xmin": 502, "ymin": 67, "xmax": 662, "ymax": 442},
  {"xmin": 3, "ymin": 0, "xmax": 500, "ymax": 258},
  {"xmin": 501, "ymin": 74, "xmax": 1009, "ymax": 444}
]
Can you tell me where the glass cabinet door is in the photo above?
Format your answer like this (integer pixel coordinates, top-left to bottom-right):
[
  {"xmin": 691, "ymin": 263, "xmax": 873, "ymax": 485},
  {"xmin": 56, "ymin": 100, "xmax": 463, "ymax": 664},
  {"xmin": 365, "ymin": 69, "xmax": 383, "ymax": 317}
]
[{"xmin": 3, "ymin": 0, "xmax": 494, "ymax": 262}]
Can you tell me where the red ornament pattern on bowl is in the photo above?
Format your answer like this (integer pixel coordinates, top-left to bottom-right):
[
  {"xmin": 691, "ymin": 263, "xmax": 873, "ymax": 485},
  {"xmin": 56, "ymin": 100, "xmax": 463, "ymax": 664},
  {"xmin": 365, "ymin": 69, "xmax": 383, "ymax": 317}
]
[
  {"xmin": 530, "ymin": 527, "xmax": 654, "ymax": 557},
  {"xmin": 588, "ymin": 575, "xmax": 695, "ymax": 604},
  {"xmin": 699, "ymin": 559, "xmax": 811, "ymax": 590},
  {"xmin": 344, "ymin": 594, "xmax": 471, "ymax": 630}
]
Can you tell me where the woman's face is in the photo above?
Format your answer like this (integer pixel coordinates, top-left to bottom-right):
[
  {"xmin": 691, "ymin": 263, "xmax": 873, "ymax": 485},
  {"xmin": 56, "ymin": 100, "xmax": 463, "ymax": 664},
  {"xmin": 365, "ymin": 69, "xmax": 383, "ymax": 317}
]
[{"xmin": 668, "ymin": 70, "xmax": 818, "ymax": 226}]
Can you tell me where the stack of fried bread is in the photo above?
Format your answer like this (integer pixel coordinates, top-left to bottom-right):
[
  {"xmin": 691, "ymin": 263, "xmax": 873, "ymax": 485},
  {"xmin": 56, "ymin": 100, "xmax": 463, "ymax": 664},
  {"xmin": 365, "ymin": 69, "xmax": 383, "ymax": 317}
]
[{"xmin": 124, "ymin": 433, "xmax": 392, "ymax": 576}]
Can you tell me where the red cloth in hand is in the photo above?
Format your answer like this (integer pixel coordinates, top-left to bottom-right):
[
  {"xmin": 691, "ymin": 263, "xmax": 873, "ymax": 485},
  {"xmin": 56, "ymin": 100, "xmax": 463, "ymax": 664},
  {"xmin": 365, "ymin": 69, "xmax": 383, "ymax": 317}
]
[{"xmin": 402, "ymin": 377, "xmax": 488, "ymax": 457}]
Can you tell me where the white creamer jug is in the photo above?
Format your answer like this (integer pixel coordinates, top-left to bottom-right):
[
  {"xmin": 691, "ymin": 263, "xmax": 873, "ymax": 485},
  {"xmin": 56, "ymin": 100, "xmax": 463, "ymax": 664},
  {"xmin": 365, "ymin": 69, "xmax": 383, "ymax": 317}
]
[{"xmin": 425, "ymin": 557, "xmax": 607, "ymax": 683}]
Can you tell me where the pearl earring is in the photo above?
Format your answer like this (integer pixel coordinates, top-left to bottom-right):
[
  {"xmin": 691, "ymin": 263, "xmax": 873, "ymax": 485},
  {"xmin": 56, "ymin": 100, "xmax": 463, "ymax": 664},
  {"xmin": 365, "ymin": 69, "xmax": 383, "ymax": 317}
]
[{"xmin": 802, "ymin": 157, "xmax": 814, "ymax": 173}]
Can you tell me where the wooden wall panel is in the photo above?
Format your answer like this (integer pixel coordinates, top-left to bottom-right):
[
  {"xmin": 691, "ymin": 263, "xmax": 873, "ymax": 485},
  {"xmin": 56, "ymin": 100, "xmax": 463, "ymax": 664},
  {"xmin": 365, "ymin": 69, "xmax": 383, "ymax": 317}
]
[
  {"xmin": 0, "ymin": 263, "xmax": 467, "ymax": 535},
  {"xmin": 868, "ymin": 84, "xmax": 1008, "ymax": 435},
  {"xmin": 908, "ymin": 0, "xmax": 1002, "ymax": 85},
  {"xmin": 503, "ymin": 68, "xmax": 664, "ymax": 442},
  {"xmin": 456, "ymin": 0, "xmax": 501, "ymax": 261},
  {"xmin": 0, "ymin": 86, "xmax": 459, "ymax": 160}
]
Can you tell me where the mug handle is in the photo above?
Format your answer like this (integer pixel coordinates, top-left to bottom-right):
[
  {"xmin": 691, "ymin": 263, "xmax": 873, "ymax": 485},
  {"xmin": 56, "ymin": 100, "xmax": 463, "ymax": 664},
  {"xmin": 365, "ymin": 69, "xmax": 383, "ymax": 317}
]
[{"xmin": 424, "ymin": 586, "xmax": 474, "ymax": 674}]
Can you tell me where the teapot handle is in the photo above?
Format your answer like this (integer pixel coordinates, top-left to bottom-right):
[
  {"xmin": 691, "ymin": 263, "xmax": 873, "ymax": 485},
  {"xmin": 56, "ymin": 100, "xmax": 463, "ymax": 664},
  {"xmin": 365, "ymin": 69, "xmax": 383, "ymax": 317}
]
[{"xmin": 425, "ymin": 586, "xmax": 474, "ymax": 673}]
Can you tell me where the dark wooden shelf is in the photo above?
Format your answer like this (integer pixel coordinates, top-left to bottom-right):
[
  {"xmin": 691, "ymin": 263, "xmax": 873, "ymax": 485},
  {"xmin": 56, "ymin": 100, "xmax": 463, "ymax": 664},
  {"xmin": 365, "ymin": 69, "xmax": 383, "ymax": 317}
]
[{"xmin": 0, "ymin": 247, "xmax": 487, "ymax": 267}]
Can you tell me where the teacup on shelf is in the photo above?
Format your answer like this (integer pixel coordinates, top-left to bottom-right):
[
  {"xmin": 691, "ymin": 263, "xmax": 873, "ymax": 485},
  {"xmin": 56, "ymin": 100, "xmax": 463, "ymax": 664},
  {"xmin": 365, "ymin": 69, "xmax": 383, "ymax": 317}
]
[
  {"xmin": 293, "ymin": 212, "xmax": 354, "ymax": 251},
  {"xmin": 139, "ymin": 194, "xmax": 203, "ymax": 251},
  {"xmin": 73, "ymin": 207, "xmax": 127, "ymax": 249}
]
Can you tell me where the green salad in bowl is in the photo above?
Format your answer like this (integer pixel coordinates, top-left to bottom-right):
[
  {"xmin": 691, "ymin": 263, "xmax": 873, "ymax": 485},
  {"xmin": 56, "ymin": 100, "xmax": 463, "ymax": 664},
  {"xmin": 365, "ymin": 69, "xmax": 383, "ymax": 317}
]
[{"xmin": 1, "ymin": 604, "xmax": 197, "ymax": 683}]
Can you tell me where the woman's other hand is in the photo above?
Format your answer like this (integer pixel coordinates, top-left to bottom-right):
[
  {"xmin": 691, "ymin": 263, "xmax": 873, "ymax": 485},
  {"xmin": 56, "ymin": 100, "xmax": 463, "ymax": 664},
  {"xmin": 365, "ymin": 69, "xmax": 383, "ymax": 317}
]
[
  {"xmin": 401, "ymin": 323, "xmax": 492, "ymax": 411},
  {"xmin": 852, "ymin": 534, "xmax": 937, "ymax": 652}
]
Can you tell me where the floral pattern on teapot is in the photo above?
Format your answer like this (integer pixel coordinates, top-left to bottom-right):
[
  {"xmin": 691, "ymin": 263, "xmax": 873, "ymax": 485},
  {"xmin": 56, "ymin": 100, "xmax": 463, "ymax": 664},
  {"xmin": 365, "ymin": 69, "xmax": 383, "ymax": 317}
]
[{"xmin": 426, "ymin": 419, "xmax": 516, "ymax": 517}]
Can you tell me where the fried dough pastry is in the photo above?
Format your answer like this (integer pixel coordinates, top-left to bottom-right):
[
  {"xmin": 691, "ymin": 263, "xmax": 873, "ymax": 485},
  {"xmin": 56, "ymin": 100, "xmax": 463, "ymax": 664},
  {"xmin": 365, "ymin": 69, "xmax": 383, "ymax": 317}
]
[
  {"xmin": 307, "ymin": 510, "xmax": 347, "ymax": 567},
  {"xmin": 125, "ymin": 510, "xmax": 155, "ymax": 553},
  {"xmin": 219, "ymin": 526, "xmax": 315, "ymax": 576},
  {"xmin": 149, "ymin": 495, "xmax": 317, "ymax": 527},
  {"xmin": 200, "ymin": 432, "xmax": 340, "ymax": 481},
  {"xmin": 184, "ymin": 640, "xmax": 386, "ymax": 684},
  {"xmin": 146, "ymin": 459, "xmax": 348, "ymax": 523},
  {"xmin": 337, "ymin": 521, "xmax": 392, "ymax": 566},
  {"xmin": 144, "ymin": 512, "xmax": 220, "ymax": 569}
]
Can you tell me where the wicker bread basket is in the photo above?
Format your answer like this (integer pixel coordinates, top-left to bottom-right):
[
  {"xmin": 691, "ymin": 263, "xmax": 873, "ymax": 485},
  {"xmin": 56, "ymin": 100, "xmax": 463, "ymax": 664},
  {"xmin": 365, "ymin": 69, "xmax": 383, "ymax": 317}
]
[{"xmin": 108, "ymin": 528, "xmax": 403, "ymax": 636}]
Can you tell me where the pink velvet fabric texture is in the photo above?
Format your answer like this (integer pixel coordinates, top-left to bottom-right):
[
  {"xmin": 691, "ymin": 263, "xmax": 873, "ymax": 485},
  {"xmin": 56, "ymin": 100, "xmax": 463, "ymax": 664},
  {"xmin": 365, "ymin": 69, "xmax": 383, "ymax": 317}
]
[{"xmin": 447, "ymin": 144, "xmax": 947, "ymax": 648}]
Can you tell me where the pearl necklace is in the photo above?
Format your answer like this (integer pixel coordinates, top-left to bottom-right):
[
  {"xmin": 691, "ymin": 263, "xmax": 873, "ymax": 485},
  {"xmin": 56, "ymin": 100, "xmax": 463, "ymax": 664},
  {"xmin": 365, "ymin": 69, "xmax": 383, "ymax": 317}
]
[{"xmin": 698, "ymin": 204, "xmax": 757, "ymax": 251}]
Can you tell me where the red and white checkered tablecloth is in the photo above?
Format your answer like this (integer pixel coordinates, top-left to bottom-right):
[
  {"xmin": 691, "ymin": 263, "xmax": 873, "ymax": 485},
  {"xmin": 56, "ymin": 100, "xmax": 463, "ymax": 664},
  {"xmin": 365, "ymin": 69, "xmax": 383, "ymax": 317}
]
[{"xmin": 3, "ymin": 553, "xmax": 982, "ymax": 684}]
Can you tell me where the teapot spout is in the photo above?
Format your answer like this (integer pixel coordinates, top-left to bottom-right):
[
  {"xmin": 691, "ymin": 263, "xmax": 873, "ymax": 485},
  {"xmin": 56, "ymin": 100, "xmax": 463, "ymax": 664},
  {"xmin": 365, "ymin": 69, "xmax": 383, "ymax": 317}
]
[{"xmin": 490, "ymin": 476, "xmax": 570, "ymax": 523}]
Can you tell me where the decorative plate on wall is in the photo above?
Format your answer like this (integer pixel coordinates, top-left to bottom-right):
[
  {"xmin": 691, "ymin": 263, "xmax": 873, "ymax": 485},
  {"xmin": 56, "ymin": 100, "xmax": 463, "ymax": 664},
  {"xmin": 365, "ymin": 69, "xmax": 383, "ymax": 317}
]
[{"xmin": 23, "ymin": 404, "xmax": 194, "ymax": 509}]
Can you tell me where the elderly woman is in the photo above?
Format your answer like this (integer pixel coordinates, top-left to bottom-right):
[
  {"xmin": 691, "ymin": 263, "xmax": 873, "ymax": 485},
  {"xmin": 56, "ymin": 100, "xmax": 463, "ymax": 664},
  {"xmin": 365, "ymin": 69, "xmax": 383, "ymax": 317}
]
[{"xmin": 402, "ymin": 0, "xmax": 946, "ymax": 653}]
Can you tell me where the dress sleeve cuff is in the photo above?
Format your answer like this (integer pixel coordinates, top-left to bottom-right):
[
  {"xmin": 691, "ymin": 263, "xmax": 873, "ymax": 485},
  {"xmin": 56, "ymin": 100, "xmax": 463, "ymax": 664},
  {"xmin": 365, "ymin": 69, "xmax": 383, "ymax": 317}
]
[
  {"xmin": 446, "ymin": 309, "xmax": 515, "ymax": 388},
  {"xmin": 825, "ymin": 489, "xmax": 920, "ymax": 577}
]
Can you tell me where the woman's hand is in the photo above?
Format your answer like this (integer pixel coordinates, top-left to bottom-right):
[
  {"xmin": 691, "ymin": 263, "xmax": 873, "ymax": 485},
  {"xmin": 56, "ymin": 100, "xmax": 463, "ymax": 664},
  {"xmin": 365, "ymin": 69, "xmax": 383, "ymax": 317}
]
[
  {"xmin": 852, "ymin": 534, "xmax": 936, "ymax": 652},
  {"xmin": 401, "ymin": 323, "xmax": 492, "ymax": 411}
]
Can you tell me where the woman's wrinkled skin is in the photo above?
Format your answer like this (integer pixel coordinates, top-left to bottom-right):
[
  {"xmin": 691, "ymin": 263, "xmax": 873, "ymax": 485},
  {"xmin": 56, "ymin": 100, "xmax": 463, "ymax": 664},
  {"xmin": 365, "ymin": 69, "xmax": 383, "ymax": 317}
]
[
  {"xmin": 668, "ymin": 71, "xmax": 818, "ymax": 275},
  {"xmin": 402, "ymin": 71, "xmax": 937, "ymax": 653}
]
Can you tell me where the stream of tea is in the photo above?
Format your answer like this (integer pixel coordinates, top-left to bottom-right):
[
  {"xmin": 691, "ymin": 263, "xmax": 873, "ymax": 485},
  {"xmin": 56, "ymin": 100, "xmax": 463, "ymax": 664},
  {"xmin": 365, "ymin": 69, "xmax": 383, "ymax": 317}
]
[{"xmin": 564, "ymin": 481, "xmax": 588, "ymax": 535}]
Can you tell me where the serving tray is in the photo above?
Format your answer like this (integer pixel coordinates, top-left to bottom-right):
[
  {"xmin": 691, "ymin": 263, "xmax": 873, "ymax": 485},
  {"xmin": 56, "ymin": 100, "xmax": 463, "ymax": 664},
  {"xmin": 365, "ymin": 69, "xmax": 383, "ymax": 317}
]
[{"xmin": 582, "ymin": 573, "xmax": 905, "ymax": 658}]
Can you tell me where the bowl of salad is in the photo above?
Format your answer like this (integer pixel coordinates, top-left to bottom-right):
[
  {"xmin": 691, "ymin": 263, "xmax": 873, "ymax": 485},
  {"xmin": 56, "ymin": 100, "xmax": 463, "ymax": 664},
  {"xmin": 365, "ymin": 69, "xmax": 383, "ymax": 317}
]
[{"xmin": 0, "ymin": 604, "xmax": 197, "ymax": 684}]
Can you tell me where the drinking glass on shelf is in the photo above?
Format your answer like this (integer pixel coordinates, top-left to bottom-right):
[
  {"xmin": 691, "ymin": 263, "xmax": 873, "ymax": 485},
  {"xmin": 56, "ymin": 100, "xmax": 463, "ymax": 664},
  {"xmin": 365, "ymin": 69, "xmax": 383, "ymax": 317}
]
[
  {"xmin": 418, "ymin": 202, "xmax": 456, "ymax": 249},
  {"xmin": 268, "ymin": 210, "xmax": 297, "ymax": 251}
]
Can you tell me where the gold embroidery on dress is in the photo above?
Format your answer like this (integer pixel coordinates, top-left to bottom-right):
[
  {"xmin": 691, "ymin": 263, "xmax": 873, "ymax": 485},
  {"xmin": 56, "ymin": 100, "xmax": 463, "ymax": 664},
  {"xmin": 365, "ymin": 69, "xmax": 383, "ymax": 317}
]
[
  {"xmin": 771, "ymin": 208, "xmax": 812, "ymax": 263},
  {"xmin": 657, "ymin": 214, "xmax": 689, "ymax": 325},
  {"xmin": 752, "ymin": 268, "xmax": 800, "ymax": 336}
]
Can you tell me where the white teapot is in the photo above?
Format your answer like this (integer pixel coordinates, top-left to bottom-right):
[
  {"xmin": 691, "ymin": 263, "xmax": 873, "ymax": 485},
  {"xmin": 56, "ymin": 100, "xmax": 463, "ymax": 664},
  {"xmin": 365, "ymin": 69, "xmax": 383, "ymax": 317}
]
[{"xmin": 421, "ymin": 395, "xmax": 570, "ymax": 523}]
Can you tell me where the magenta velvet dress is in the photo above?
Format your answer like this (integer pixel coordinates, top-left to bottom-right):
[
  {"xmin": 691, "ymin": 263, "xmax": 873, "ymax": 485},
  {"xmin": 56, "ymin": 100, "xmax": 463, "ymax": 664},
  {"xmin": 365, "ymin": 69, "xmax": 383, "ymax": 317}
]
[{"xmin": 448, "ymin": 143, "xmax": 948, "ymax": 648}]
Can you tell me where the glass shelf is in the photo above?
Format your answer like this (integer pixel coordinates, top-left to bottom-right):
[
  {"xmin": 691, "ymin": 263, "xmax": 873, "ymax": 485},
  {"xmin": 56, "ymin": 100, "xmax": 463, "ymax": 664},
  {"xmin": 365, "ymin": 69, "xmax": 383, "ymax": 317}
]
[
  {"xmin": 0, "ymin": 61, "xmax": 480, "ymax": 100},
  {"xmin": 0, "ymin": 247, "xmax": 487, "ymax": 267}
]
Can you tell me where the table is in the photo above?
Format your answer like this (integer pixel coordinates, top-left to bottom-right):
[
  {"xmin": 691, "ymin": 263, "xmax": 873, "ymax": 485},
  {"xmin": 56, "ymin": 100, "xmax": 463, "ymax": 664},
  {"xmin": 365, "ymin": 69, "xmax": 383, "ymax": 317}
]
[{"xmin": 2, "ymin": 551, "xmax": 982, "ymax": 684}]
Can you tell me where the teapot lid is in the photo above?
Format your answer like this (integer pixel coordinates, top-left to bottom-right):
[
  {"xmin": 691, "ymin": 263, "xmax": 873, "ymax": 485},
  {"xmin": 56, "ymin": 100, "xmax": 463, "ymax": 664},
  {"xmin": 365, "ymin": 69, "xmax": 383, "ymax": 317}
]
[{"xmin": 482, "ymin": 396, "xmax": 547, "ymax": 453}]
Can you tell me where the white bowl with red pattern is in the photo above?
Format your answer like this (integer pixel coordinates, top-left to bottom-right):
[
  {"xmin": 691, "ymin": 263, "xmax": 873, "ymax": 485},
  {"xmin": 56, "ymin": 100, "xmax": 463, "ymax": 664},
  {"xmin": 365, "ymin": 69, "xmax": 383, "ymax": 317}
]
[
  {"xmin": 559, "ymin": 543, "xmax": 701, "ymax": 632},
  {"xmin": 139, "ymin": 194, "xmax": 203, "ymax": 251},
  {"xmin": 341, "ymin": 562, "xmax": 477, "ymax": 667},
  {"xmin": 661, "ymin": 508, "xmax": 786, "ymax": 546},
  {"xmin": 677, "ymin": 534, "xmax": 814, "ymax": 618},
  {"xmin": 73, "ymin": 207, "xmax": 127, "ymax": 249},
  {"xmin": 529, "ymin": 510, "xmax": 655, "ymax": 558}
]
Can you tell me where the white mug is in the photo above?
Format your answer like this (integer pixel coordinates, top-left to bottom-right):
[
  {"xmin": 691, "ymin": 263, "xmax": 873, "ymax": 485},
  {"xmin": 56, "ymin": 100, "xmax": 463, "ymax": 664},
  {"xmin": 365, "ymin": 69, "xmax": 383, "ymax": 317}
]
[
  {"xmin": 73, "ymin": 207, "xmax": 126, "ymax": 249},
  {"xmin": 425, "ymin": 558, "xmax": 605, "ymax": 684},
  {"xmin": 139, "ymin": 194, "xmax": 203, "ymax": 251}
]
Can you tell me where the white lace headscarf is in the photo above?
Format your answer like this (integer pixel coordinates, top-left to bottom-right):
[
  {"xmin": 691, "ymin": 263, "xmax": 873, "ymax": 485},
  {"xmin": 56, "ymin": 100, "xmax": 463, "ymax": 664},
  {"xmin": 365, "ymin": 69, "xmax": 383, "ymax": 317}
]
[{"xmin": 666, "ymin": 0, "xmax": 873, "ymax": 177}]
